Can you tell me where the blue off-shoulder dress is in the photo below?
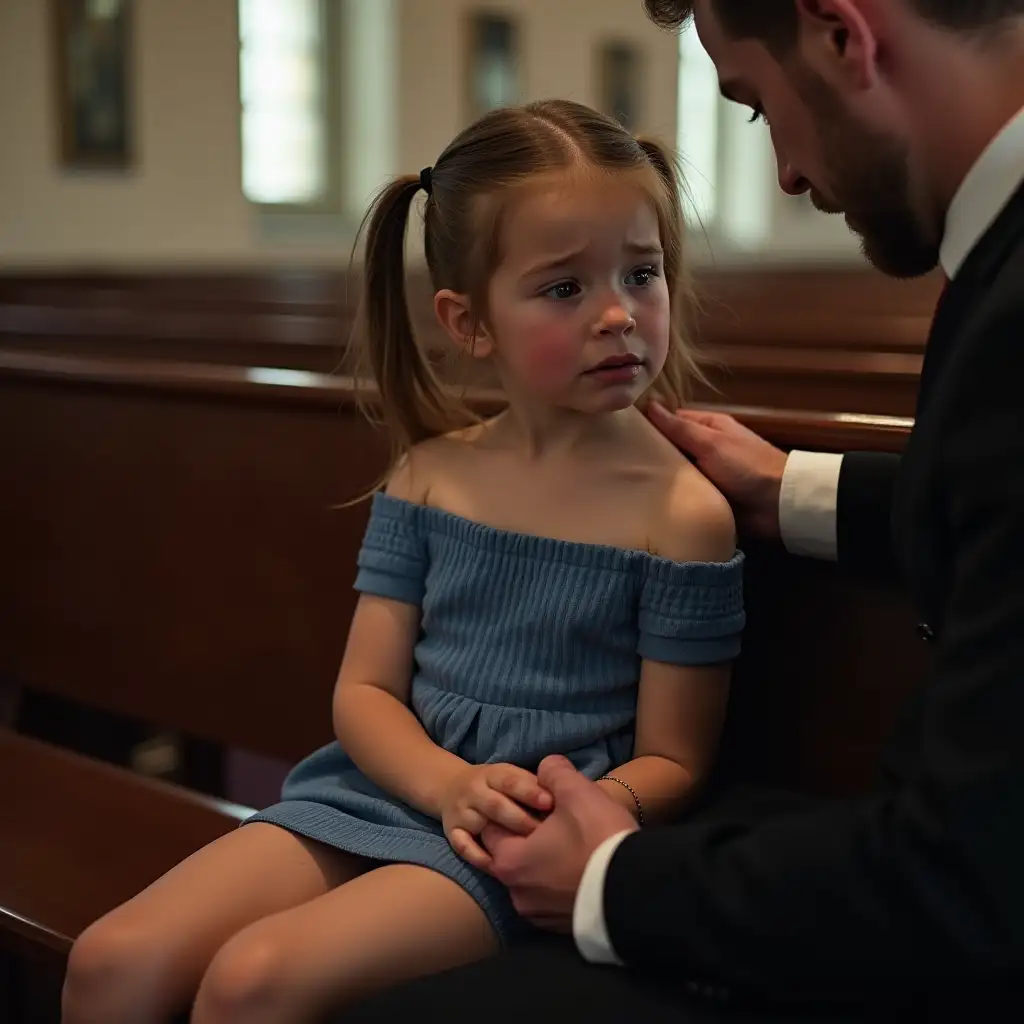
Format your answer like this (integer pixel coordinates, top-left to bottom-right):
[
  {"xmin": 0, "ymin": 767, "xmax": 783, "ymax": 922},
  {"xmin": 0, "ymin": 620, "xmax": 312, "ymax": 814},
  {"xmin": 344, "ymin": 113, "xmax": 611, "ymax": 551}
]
[{"xmin": 247, "ymin": 492, "xmax": 745, "ymax": 946}]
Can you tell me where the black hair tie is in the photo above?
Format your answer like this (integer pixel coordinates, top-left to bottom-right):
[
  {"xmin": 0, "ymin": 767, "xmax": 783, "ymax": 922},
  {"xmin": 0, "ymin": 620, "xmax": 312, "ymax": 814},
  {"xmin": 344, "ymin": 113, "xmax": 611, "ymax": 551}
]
[{"xmin": 419, "ymin": 166, "xmax": 433, "ymax": 195}]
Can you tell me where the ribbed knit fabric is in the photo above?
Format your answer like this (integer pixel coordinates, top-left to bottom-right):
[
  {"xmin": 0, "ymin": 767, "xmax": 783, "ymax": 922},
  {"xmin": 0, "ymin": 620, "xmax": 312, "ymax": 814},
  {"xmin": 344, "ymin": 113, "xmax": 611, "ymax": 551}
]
[{"xmin": 248, "ymin": 492, "xmax": 745, "ymax": 945}]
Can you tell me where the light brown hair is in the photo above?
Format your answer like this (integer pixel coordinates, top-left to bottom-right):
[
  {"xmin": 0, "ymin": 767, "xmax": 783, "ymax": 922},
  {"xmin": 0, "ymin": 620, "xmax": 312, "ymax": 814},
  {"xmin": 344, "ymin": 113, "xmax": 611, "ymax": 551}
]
[{"xmin": 351, "ymin": 98, "xmax": 704, "ymax": 479}]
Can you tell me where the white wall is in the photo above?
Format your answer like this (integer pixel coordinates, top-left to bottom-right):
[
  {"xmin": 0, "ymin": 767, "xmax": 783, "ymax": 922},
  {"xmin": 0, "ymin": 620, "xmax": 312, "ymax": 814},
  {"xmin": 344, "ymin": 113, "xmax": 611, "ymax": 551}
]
[
  {"xmin": 0, "ymin": 0, "xmax": 264, "ymax": 265},
  {"xmin": 396, "ymin": 0, "xmax": 679, "ymax": 173},
  {"xmin": 0, "ymin": 0, "xmax": 677, "ymax": 268},
  {"xmin": 0, "ymin": 0, "xmax": 861, "ymax": 269}
]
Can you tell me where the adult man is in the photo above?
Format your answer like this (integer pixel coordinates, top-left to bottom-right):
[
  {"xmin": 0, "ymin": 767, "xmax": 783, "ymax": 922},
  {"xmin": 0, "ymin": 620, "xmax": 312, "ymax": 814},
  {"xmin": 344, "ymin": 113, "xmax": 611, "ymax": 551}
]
[{"xmin": 345, "ymin": 1, "xmax": 1024, "ymax": 1017}]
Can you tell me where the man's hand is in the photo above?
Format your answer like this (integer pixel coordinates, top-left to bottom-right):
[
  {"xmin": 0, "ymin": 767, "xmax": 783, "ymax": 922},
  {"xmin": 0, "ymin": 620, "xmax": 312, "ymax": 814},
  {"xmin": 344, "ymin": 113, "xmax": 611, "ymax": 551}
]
[
  {"xmin": 481, "ymin": 755, "xmax": 639, "ymax": 933},
  {"xmin": 647, "ymin": 401, "xmax": 788, "ymax": 540}
]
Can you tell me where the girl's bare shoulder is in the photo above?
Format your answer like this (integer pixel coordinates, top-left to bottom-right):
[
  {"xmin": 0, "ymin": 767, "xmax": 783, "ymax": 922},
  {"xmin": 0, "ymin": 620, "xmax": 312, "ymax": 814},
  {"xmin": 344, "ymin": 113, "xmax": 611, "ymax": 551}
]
[
  {"xmin": 384, "ymin": 419, "xmax": 499, "ymax": 503},
  {"xmin": 633, "ymin": 422, "xmax": 736, "ymax": 564},
  {"xmin": 647, "ymin": 461, "xmax": 737, "ymax": 564}
]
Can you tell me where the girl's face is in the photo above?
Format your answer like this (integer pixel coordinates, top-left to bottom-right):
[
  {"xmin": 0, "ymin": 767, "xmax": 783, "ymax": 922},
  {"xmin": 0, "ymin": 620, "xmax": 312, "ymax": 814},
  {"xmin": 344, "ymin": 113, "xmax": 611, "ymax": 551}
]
[{"xmin": 480, "ymin": 174, "xmax": 672, "ymax": 415}]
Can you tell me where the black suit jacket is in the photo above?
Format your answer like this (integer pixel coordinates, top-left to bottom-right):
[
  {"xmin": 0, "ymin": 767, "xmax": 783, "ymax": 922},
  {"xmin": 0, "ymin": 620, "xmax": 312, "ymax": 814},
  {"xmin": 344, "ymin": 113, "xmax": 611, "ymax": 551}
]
[{"xmin": 603, "ymin": 181, "xmax": 1024, "ymax": 1001}]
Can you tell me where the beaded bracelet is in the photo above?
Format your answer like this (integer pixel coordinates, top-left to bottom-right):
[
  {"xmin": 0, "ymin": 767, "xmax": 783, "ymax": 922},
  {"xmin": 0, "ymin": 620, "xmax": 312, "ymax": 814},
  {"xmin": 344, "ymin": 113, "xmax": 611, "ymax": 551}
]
[{"xmin": 598, "ymin": 775, "xmax": 644, "ymax": 826}]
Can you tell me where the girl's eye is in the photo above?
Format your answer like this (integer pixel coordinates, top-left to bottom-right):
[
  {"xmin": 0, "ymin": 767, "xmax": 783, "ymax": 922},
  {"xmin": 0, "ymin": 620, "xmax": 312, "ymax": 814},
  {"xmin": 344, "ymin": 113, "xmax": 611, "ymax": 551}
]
[
  {"xmin": 626, "ymin": 266, "xmax": 659, "ymax": 287},
  {"xmin": 543, "ymin": 281, "xmax": 581, "ymax": 300}
]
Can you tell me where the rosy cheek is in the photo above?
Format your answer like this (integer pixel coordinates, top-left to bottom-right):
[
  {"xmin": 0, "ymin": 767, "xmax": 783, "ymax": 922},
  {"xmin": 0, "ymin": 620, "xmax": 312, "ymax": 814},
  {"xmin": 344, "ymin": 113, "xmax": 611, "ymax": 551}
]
[
  {"xmin": 503, "ymin": 317, "xmax": 577, "ymax": 385},
  {"xmin": 515, "ymin": 327, "xmax": 579, "ymax": 389}
]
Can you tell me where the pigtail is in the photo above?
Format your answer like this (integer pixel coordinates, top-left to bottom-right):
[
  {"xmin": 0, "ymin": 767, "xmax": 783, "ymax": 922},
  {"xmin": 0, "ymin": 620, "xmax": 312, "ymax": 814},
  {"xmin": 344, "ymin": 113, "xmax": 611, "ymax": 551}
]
[
  {"xmin": 354, "ymin": 175, "xmax": 465, "ymax": 465},
  {"xmin": 636, "ymin": 135, "xmax": 714, "ymax": 407}
]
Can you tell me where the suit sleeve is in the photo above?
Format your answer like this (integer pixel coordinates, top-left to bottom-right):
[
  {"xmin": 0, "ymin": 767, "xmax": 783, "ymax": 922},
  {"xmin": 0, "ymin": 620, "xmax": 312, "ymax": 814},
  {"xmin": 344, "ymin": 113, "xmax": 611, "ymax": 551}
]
[
  {"xmin": 835, "ymin": 451, "xmax": 902, "ymax": 585},
  {"xmin": 601, "ymin": 314, "xmax": 1024, "ymax": 999}
]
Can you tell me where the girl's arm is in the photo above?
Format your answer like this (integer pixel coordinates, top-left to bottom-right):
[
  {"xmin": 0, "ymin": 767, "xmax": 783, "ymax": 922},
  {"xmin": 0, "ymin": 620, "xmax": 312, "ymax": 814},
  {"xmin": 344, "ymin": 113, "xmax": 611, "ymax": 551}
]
[
  {"xmin": 599, "ymin": 471, "xmax": 738, "ymax": 824},
  {"xmin": 597, "ymin": 659, "xmax": 730, "ymax": 824},
  {"xmin": 332, "ymin": 453, "xmax": 470, "ymax": 819},
  {"xmin": 332, "ymin": 592, "xmax": 468, "ymax": 820},
  {"xmin": 333, "ymin": 452, "xmax": 549, "ymax": 827},
  {"xmin": 334, "ymin": 591, "xmax": 551, "ymax": 852}
]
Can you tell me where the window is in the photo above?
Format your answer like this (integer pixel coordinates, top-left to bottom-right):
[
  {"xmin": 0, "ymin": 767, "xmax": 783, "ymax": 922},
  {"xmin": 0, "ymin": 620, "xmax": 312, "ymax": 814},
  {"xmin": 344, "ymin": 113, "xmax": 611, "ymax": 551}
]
[
  {"xmin": 238, "ymin": 0, "xmax": 334, "ymax": 206},
  {"xmin": 676, "ymin": 28, "xmax": 720, "ymax": 228},
  {"xmin": 676, "ymin": 31, "xmax": 775, "ymax": 252}
]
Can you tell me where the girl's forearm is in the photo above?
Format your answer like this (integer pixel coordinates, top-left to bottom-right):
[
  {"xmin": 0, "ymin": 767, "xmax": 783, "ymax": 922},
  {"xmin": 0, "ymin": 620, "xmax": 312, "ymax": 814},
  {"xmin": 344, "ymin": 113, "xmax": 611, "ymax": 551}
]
[
  {"xmin": 597, "ymin": 755, "xmax": 700, "ymax": 825},
  {"xmin": 333, "ymin": 683, "xmax": 468, "ymax": 820}
]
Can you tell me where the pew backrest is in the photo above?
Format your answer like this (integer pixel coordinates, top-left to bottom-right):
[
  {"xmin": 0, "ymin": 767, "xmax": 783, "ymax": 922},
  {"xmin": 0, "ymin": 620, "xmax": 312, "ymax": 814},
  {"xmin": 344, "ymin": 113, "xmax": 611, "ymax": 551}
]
[{"xmin": 0, "ymin": 349, "xmax": 926, "ymax": 792}]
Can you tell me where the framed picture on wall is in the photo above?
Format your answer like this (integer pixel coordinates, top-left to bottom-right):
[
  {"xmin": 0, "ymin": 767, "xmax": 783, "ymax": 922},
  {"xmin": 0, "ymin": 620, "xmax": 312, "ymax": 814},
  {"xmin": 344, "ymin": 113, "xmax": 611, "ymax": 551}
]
[
  {"xmin": 465, "ymin": 12, "xmax": 521, "ymax": 122},
  {"xmin": 598, "ymin": 40, "xmax": 642, "ymax": 133},
  {"xmin": 52, "ymin": 0, "xmax": 134, "ymax": 169}
]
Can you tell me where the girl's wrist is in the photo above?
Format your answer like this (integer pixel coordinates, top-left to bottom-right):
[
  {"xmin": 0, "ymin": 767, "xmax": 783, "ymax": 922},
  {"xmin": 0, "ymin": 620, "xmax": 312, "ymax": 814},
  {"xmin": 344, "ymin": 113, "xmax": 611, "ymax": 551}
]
[
  {"xmin": 597, "ymin": 775, "xmax": 644, "ymax": 826},
  {"xmin": 422, "ymin": 755, "xmax": 473, "ymax": 820}
]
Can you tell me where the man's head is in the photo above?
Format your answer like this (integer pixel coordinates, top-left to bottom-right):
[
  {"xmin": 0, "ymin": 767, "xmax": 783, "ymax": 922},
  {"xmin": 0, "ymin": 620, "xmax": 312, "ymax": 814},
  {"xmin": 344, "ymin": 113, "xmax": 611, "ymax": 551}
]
[{"xmin": 647, "ymin": 1, "xmax": 1024, "ymax": 277}]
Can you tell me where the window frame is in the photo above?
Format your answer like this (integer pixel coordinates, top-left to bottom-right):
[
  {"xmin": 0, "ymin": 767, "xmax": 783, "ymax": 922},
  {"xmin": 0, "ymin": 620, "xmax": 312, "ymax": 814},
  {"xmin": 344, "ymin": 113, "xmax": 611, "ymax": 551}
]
[{"xmin": 237, "ymin": 0, "xmax": 344, "ymax": 214}]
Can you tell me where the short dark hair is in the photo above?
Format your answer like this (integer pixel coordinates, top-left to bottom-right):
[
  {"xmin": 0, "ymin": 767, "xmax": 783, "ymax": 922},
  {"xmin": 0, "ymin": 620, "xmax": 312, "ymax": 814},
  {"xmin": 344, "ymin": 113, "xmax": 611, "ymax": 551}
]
[{"xmin": 644, "ymin": 0, "xmax": 1024, "ymax": 50}]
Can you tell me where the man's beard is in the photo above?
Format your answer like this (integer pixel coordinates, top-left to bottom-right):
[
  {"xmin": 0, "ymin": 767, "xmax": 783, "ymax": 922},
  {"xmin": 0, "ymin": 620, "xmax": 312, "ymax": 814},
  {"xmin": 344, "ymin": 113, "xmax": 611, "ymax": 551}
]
[{"xmin": 798, "ymin": 72, "xmax": 941, "ymax": 278}]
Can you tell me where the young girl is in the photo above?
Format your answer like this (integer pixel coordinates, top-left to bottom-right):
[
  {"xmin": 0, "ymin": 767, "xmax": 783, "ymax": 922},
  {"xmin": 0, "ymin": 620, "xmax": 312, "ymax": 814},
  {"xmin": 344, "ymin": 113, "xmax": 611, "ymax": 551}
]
[{"xmin": 62, "ymin": 99, "xmax": 743, "ymax": 1024}]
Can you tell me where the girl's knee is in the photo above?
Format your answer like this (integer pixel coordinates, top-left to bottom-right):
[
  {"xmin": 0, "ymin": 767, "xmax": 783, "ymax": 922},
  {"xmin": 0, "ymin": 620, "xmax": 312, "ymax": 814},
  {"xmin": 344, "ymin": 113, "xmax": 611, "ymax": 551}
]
[
  {"xmin": 192, "ymin": 930, "xmax": 295, "ymax": 1024},
  {"xmin": 63, "ymin": 915, "xmax": 168, "ymax": 1022}
]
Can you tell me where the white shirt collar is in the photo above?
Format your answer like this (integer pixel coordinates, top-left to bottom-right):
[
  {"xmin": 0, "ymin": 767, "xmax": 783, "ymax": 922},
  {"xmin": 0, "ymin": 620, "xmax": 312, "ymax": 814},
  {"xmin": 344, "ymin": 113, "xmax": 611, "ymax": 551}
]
[{"xmin": 940, "ymin": 104, "xmax": 1024, "ymax": 279}]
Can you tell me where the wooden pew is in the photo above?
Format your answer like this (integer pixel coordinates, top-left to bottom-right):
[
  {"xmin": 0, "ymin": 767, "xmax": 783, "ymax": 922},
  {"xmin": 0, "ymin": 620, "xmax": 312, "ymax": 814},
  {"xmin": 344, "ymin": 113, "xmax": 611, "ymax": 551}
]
[
  {"xmin": 0, "ymin": 347, "xmax": 925, "ymax": 1018},
  {"xmin": 0, "ymin": 266, "xmax": 940, "ymax": 416}
]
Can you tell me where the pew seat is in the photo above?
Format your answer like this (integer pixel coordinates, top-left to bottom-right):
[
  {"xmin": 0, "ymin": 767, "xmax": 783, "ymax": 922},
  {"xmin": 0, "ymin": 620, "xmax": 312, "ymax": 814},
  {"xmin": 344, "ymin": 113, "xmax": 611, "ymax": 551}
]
[{"xmin": 0, "ymin": 730, "xmax": 247, "ymax": 961}]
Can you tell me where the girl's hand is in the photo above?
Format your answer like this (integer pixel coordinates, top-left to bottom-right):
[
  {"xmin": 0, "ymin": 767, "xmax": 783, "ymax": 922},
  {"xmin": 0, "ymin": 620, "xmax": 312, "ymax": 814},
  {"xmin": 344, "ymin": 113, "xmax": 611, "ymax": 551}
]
[{"xmin": 440, "ymin": 763, "xmax": 553, "ymax": 870}]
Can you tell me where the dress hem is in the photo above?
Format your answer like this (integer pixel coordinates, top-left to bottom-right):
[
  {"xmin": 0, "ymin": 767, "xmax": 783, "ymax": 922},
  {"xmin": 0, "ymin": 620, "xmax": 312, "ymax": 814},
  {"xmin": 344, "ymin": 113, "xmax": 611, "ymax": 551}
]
[{"xmin": 245, "ymin": 801, "xmax": 516, "ymax": 947}]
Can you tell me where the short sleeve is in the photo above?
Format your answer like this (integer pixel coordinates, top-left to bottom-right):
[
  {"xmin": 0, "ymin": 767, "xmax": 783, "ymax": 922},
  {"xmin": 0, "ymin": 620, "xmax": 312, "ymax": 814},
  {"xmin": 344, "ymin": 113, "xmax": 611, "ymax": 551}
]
[
  {"xmin": 353, "ymin": 493, "xmax": 427, "ymax": 606},
  {"xmin": 638, "ymin": 552, "xmax": 745, "ymax": 665}
]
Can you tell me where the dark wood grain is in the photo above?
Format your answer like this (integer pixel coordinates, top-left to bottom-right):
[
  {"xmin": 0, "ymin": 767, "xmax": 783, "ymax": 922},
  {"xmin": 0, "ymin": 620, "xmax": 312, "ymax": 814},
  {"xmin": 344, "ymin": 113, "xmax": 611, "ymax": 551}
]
[
  {"xmin": 0, "ymin": 731, "xmax": 246, "ymax": 959},
  {"xmin": 0, "ymin": 266, "xmax": 941, "ymax": 415},
  {"xmin": 0, "ymin": 363, "xmax": 386, "ymax": 762},
  {"xmin": 721, "ymin": 543, "xmax": 929, "ymax": 796},
  {"xmin": 0, "ymin": 349, "xmax": 912, "ymax": 449},
  {"xmin": 689, "ymin": 403, "xmax": 913, "ymax": 454}
]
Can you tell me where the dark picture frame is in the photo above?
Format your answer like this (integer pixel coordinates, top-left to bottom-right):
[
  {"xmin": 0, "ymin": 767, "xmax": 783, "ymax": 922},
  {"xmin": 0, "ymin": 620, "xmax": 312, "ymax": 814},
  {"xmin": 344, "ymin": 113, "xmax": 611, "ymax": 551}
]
[
  {"xmin": 465, "ymin": 11, "xmax": 521, "ymax": 122},
  {"xmin": 598, "ymin": 40, "xmax": 642, "ymax": 133},
  {"xmin": 52, "ymin": 0, "xmax": 134, "ymax": 169}
]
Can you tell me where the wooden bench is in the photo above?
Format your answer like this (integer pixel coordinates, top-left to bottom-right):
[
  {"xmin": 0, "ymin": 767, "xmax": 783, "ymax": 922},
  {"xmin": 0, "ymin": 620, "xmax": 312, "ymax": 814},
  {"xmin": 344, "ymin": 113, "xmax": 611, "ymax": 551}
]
[
  {"xmin": 0, "ymin": 349, "xmax": 927, "ymax": 1019},
  {"xmin": 0, "ymin": 266, "xmax": 941, "ymax": 415}
]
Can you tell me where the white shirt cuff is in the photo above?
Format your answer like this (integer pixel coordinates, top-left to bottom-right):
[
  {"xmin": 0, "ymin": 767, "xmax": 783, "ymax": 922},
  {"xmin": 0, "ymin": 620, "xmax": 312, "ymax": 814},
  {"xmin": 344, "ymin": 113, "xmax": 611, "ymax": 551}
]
[
  {"xmin": 778, "ymin": 450, "xmax": 844, "ymax": 561},
  {"xmin": 572, "ymin": 830, "xmax": 633, "ymax": 966}
]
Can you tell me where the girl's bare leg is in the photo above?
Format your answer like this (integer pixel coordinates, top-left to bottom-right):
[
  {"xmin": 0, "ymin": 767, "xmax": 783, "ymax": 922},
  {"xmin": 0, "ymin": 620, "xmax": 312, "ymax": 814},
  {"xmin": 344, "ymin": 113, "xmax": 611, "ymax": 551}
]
[
  {"xmin": 62, "ymin": 823, "xmax": 369, "ymax": 1024},
  {"xmin": 191, "ymin": 863, "xmax": 499, "ymax": 1024}
]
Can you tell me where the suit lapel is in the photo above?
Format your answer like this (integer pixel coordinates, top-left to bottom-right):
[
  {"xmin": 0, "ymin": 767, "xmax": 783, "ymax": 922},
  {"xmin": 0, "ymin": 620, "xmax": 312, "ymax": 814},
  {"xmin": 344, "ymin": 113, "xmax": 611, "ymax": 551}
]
[
  {"xmin": 894, "ymin": 178, "xmax": 1024, "ymax": 612},
  {"xmin": 916, "ymin": 178, "xmax": 1024, "ymax": 413}
]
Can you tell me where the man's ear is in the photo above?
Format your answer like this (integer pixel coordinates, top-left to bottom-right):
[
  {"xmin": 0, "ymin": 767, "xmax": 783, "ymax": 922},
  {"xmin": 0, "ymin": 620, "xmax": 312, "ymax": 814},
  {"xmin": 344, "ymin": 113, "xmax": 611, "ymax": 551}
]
[
  {"xmin": 434, "ymin": 289, "xmax": 495, "ymax": 359},
  {"xmin": 793, "ymin": 0, "xmax": 880, "ymax": 91}
]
